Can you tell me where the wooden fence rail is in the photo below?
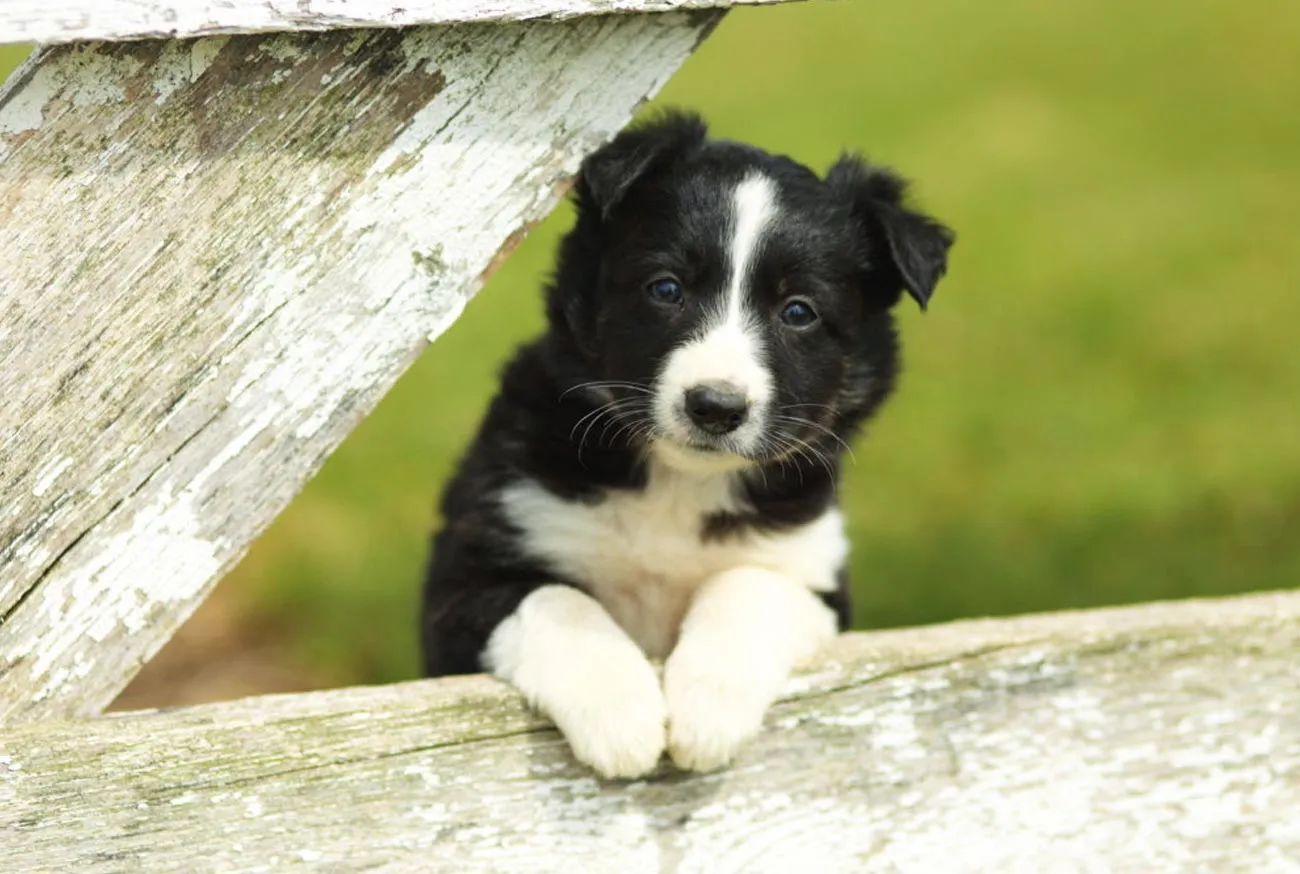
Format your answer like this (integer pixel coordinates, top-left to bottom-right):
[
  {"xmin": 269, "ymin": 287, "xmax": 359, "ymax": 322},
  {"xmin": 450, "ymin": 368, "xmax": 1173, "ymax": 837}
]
[{"xmin": 4, "ymin": 592, "xmax": 1300, "ymax": 871}]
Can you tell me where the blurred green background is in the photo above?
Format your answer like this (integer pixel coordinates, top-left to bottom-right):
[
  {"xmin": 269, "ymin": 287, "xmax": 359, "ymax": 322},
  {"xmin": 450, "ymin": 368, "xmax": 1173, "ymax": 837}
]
[{"xmin": 5, "ymin": 0, "xmax": 1298, "ymax": 699}]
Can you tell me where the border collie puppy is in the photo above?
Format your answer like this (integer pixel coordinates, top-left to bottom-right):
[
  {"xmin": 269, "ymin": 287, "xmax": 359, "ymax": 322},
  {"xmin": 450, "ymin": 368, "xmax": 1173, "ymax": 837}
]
[{"xmin": 421, "ymin": 111, "xmax": 953, "ymax": 779}]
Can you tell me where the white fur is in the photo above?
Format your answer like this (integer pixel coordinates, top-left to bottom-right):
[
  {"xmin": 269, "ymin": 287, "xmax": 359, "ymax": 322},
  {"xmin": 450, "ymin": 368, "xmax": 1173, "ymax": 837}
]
[
  {"xmin": 497, "ymin": 463, "xmax": 845, "ymax": 773},
  {"xmin": 654, "ymin": 174, "xmax": 777, "ymax": 457},
  {"xmin": 499, "ymin": 453, "xmax": 847, "ymax": 660},
  {"xmin": 483, "ymin": 585, "xmax": 666, "ymax": 779},
  {"xmin": 665, "ymin": 566, "xmax": 838, "ymax": 771}
]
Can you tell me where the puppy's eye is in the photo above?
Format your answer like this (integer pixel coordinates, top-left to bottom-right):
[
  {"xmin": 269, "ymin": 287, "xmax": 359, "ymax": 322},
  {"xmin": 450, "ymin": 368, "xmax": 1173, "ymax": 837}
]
[
  {"xmin": 779, "ymin": 298, "xmax": 819, "ymax": 328},
  {"xmin": 646, "ymin": 277, "xmax": 684, "ymax": 306}
]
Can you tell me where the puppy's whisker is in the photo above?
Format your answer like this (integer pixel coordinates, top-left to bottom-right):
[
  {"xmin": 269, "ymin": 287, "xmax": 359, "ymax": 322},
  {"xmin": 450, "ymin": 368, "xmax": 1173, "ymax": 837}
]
[
  {"xmin": 764, "ymin": 441, "xmax": 792, "ymax": 486},
  {"xmin": 626, "ymin": 425, "xmax": 653, "ymax": 447},
  {"xmin": 759, "ymin": 433, "xmax": 806, "ymax": 487},
  {"xmin": 560, "ymin": 380, "xmax": 654, "ymax": 400},
  {"xmin": 772, "ymin": 414, "xmax": 857, "ymax": 463},
  {"xmin": 575, "ymin": 398, "xmax": 643, "ymax": 446},
  {"xmin": 781, "ymin": 429, "xmax": 832, "ymax": 471},
  {"xmin": 571, "ymin": 398, "xmax": 649, "ymax": 467},
  {"xmin": 602, "ymin": 403, "xmax": 653, "ymax": 445},
  {"xmin": 780, "ymin": 402, "xmax": 840, "ymax": 415},
  {"xmin": 776, "ymin": 429, "xmax": 834, "ymax": 482},
  {"xmin": 787, "ymin": 433, "xmax": 837, "ymax": 479},
  {"xmin": 632, "ymin": 422, "xmax": 659, "ymax": 446},
  {"xmin": 573, "ymin": 396, "xmax": 644, "ymax": 430},
  {"xmin": 780, "ymin": 439, "xmax": 809, "ymax": 488},
  {"xmin": 569, "ymin": 400, "xmax": 621, "ymax": 442}
]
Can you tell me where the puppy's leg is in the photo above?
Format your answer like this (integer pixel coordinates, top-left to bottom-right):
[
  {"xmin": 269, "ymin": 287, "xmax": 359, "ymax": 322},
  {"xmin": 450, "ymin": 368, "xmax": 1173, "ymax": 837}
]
[
  {"xmin": 664, "ymin": 567, "xmax": 837, "ymax": 772},
  {"xmin": 484, "ymin": 584, "xmax": 666, "ymax": 779}
]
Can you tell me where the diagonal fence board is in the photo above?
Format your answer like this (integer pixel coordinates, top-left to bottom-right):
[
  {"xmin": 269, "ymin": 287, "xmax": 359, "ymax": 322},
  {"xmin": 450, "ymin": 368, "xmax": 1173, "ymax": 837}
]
[
  {"xmin": 0, "ymin": 10, "xmax": 725, "ymax": 723},
  {"xmin": 2, "ymin": 592, "xmax": 1299, "ymax": 872},
  {"xmin": 0, "ymin": 0, "xmax": 790, "ymax": 46}
]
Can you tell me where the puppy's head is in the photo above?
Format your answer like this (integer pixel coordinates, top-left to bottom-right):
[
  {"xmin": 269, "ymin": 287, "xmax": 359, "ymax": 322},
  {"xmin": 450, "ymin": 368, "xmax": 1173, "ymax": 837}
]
[{"xmin": 553, "ymin": 111, "xmax": 954, "ymax": 472}]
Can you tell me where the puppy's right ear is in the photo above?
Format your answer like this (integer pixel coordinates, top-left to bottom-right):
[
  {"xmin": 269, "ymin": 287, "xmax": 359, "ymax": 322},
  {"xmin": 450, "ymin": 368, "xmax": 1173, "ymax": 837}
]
[{"xmin": 578, "ymin": 111, "xmax": 708, "ymax": 219}]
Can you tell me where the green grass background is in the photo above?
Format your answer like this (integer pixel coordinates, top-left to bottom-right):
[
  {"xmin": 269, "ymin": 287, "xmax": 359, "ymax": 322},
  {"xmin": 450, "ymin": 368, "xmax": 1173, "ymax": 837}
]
[{"xmin": 5, "ymin": 0, "xmax": 1299, "ymax": 688}]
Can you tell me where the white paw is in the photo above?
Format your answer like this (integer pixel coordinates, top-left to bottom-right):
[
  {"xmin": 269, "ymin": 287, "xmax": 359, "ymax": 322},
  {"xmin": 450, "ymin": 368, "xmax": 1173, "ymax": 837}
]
[
  {"xmin": 484, "ymin": 586, "xmax": 667, "ymax": 779},
  {"xmin": 663, "ymin": 656, "xmax": 770, "ymax": 772},
  {"xmin": 546, "ymin": 657, "xmax": 667, "ymax": 780}
]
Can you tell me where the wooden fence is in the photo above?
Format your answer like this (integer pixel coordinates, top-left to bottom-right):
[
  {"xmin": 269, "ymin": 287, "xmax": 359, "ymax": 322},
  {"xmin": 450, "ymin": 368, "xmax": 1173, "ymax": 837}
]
[{"xmin": 2, "ymin": 1, "xmax": 1297, "ymax": 869}]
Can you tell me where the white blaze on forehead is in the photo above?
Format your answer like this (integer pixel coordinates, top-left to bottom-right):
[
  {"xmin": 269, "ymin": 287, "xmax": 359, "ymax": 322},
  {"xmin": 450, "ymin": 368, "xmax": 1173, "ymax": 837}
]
[
  {"xmin": 722, "ymin": 173, "xmax": 778, "ymax": 324},
  {"xmin": 655, "ymin": 173, "xmax": 778, "ymax": 457}
]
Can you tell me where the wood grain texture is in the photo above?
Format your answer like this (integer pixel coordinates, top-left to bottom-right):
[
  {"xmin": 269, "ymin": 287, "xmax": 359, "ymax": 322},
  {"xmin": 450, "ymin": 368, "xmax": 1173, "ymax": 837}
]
[
  {"xmin": 3, "ymin": 592, "xmax": 1299, "ymax": 872},
  {"xmin": 0, "ymin": 0, "xmax": 791, "ymax": 46},
  {"xmin": 0, "ymin": 11, "xmax": 722, "ymax": 723}
]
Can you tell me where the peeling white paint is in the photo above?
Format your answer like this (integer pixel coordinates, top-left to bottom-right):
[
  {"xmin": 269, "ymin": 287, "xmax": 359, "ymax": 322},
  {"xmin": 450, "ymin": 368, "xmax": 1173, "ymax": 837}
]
[
  {"xmin": 189, "ymin": 411, "xmax": 274, "ymax": 493},
  {"xmin": 148, "ymin": 36, "xmax": 226, "ymax": 102},
  {"xmin": 225, "ymin": 356, "xmax": 275, "ymax": 404},
  {"xmin": 23, "ymin": 486, "xmax": 221, "ymax": 697},
  {"xmin": 150, "ymin": 41, "xmax": 190, "ymax": 102},
  {"xmin": 65, "ymin": 49, "xmax": 140, "ymax": 106},
  {"xmin": 0, "ymin": 46, "xmax": 142, "ymax": 145},
  {"xmin": 410, "ymin": 803, "xmax": 452, "ymax": 824},
  {"xmin": 31, "ymin": 455, "xmax": 74, "ymax": 497},
  {"xmin": 424, "ymin": 294, "xmax": 471, "ymax": 346},
  {"xmin": 401, "ymin": 764, "xmax": 442, "ymax": 788},
  {"xmin": 0, "ymin": 64, "xmax": 53, "ymax": 136},
  {"xmin": 814, "ymin": 706, "xmax": 874, "ymax": 728},
  {"xmin": 189, "ymin": 38, "xmax": 226, "ymax": 80},
  {"xmin": 0, "ymin": 1, "xmax": 785, "ymax": 47}
]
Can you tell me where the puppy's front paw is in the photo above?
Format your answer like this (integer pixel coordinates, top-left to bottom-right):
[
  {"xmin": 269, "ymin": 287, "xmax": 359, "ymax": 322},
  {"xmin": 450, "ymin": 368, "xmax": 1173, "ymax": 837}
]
[
  {"xmin": 485, "ymin": 586, "xmax": 667, "ymax": 779},
  {"xmin": 663, "ymin": 656, "xmax": 769, "ymax": 773},
  {"xmin": 548, "ymin": 656, "xmax": 667, "ymax": 779}
]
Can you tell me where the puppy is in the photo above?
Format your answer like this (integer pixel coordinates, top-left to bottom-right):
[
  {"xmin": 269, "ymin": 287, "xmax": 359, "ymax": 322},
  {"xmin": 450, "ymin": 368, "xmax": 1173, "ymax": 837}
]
[{"xmin": 421, "ymin": 111, "xmax": 953, "ymax": 778}]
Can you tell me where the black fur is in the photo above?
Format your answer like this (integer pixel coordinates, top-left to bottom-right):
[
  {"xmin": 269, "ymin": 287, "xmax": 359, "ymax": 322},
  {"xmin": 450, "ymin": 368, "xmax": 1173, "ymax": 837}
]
[{"xmin": 421, "ymin": 111, "xmax": 953, "ymax": 677}]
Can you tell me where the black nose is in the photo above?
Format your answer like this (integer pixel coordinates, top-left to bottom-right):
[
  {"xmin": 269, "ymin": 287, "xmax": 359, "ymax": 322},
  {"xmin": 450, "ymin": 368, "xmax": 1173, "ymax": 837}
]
[{"xmin": 684, "ymin": 383, "xmax": 750, "ymax": 435}]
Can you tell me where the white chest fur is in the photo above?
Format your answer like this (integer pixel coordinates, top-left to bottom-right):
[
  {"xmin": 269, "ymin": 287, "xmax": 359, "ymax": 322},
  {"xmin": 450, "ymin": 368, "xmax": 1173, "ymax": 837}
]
[{"xmin": 498, "ymin": 459, "xmax": 847, "ymax": 659}]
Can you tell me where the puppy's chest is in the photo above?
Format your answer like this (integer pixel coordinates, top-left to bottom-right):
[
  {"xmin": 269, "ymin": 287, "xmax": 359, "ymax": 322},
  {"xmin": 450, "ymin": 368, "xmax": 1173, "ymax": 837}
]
[
  {"xmin": 502, "ymin": 472, "xmax": 739, "ymax": 656},
  {"xmin": 500, "ymin": 466, "xmax": 844, "ymax": 659}
]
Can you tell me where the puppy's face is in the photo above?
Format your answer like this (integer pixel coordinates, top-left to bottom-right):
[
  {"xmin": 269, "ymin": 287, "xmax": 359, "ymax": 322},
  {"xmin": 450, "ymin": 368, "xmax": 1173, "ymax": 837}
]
[{"xmin": 559, "ymin": 114, "xmax": 953, "ymax": 471}]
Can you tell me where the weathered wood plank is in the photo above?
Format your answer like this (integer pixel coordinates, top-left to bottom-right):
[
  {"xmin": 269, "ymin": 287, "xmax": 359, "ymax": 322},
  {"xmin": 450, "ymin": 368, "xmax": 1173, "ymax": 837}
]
[
  {"xmin": 0, "ymin": 0, "xmax": 790, "ymax": 46},
  {"xmin": 2, "ymin": 592, "xmax": 1299, "ymax": 871},
  {"xmin": 0, "ymin": 12, "xmax": 723, "ymax": 723}
]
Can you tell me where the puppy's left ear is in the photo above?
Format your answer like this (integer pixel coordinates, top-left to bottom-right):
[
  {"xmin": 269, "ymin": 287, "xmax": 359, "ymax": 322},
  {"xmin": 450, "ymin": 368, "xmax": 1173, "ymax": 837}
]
[
  {"xmin": 578, "ymin": 110, "xmax": 708, "ymax": 219},
  {"xmin": 826, "ymin": 155, "xmax": 955, "ymax": 310}
]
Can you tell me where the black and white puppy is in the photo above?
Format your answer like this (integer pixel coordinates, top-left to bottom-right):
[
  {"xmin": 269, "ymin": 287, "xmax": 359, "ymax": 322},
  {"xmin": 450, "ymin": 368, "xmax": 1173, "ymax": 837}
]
[{"xmin": 421, "ymin": 111, "xmax": 953, "ymax": 778}]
